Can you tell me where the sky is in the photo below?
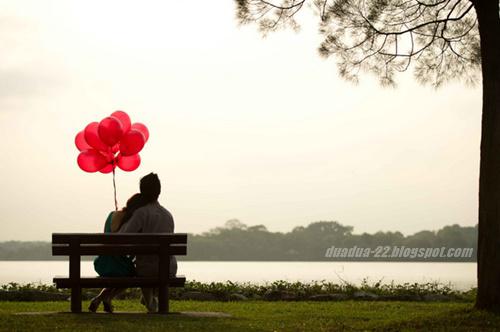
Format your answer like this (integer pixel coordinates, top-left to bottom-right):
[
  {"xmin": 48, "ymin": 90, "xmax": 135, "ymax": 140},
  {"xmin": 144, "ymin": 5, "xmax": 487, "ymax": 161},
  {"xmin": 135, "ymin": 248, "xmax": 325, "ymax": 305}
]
[{"xmin": 0, "ymin": 0, "xmax": 481, "ymax": 241}]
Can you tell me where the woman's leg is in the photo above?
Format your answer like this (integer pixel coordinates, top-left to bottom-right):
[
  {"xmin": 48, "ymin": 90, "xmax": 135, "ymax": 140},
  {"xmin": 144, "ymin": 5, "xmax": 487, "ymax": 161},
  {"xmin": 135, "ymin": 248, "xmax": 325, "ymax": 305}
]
[
  {"xmin": 88, "ymin": 288, "xmax": 113, "ymax": 312},
  {"xmin": 108, "ymin": 288, "xmax": 127, "ymax": 299},
  {"xmin": 102, "ymin": 288, "xmax": 128, "ymax": 313}
]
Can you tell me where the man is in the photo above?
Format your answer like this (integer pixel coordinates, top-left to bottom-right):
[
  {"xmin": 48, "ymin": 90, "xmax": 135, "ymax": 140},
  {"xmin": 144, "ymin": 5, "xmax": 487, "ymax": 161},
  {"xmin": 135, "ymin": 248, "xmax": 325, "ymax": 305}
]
[{"xmin": 119, "ymin": 172, "xmax": 178, "ymax": 312}]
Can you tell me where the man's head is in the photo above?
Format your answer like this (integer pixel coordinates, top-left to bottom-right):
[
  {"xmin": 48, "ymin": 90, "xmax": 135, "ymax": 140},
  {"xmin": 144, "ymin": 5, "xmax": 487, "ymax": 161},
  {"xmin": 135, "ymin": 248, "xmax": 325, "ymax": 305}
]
[{"xmin": 140, "ymin": 173, "xmax": 161, "ymax": 202}]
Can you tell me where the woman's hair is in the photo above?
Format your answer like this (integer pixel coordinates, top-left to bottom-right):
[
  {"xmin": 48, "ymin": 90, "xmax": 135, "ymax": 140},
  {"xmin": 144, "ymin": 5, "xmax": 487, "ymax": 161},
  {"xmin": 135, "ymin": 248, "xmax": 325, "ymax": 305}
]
[{"xmin": 118, "ymin": 193, "xmax": 146, "ymax": 230}]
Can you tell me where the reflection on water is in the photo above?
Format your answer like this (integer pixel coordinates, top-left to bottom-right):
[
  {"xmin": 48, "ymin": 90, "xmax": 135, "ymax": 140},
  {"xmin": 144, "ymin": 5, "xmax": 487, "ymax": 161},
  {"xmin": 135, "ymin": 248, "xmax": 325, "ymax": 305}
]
[{"xmin": 0, "ymin": 261, "xmax": 476, "ymax": 290}]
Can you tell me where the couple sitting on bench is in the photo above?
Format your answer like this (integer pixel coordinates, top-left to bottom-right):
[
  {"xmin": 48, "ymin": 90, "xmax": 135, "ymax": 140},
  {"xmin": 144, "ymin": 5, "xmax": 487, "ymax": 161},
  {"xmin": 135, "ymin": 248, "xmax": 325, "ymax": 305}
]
[{"xmin": 88, "ymin": 172, "xmax": 177, "ymax": 313}]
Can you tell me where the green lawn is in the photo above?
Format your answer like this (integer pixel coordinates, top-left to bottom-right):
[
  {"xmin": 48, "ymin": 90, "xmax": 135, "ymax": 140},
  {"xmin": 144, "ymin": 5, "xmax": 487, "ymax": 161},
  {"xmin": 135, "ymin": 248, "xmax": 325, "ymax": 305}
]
[{"xmin": 1, "ymin": 300, "xmax": 500, "ymax": 331}]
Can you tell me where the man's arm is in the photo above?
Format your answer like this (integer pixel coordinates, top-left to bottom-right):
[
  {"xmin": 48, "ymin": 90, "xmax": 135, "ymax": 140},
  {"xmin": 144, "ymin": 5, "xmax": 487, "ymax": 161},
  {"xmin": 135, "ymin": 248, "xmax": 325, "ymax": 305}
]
[
  {"xmin": 119, "ymin": 208, "xmax": 146, "ymax": 233},
  {"xmin": 167, "ymin": 210, "xmax": 174, "ymax": 233}
]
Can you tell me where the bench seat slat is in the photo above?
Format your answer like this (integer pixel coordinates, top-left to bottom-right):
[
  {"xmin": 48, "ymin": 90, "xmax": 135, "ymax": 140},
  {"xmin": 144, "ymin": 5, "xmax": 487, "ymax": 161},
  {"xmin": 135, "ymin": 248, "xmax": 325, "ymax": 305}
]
[
  {"xmin": 53, "ymin": 276, "xmax": 186, "ymax": 288},
  {"xmin": 52, "ymin": 233, "xmax": 188, "ymax": 245},
  {"xmin": 52, "ymin": 244, "xmax": 186, "ymax": 256}
]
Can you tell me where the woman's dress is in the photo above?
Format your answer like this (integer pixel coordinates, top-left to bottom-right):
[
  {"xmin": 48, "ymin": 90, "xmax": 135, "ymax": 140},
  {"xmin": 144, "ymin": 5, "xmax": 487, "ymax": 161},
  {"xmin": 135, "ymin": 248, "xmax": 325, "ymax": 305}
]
[{"xmin": 93, "ymin": 211, "xmax": 135, "ymax": 277}]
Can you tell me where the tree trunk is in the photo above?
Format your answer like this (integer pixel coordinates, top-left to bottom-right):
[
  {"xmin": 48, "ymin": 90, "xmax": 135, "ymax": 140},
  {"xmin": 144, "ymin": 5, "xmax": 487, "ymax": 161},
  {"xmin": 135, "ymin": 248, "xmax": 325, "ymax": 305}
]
[{"xmin": 474, "ymin": 0, "xmax": 500, "ymax": 311}]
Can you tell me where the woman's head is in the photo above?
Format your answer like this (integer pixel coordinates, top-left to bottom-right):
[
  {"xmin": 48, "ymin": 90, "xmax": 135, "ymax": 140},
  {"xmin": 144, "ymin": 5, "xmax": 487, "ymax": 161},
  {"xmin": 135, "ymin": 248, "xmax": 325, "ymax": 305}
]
[
  {"xmin": 125, "ymin": 193, "xmax": 145, "ymax": 211},
  {"xmin": 118, "ymin": 193, "xmax": 147, "ymax": 230}
]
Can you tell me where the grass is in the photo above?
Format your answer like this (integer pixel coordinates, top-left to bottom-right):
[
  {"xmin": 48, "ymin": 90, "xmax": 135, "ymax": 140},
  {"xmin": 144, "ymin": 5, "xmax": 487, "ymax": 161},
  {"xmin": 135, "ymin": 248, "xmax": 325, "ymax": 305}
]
[{"xmin": 1, "ymin": 300, "xmax": 500, "ymax": 331}]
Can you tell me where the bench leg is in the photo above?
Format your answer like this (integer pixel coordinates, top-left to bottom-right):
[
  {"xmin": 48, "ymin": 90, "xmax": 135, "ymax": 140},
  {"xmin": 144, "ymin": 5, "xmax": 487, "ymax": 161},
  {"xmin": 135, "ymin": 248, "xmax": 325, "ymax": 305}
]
[
  {"xmin": 71, "ymin": 286, "xmax": 82, "ymax": 313},
  {"xmin": 158, "ymin": 285, "xmax": 169, "ymax": 314},
  {"xmin": 69, "ymin": 250, "xmax": 82, "ymax": 313}
]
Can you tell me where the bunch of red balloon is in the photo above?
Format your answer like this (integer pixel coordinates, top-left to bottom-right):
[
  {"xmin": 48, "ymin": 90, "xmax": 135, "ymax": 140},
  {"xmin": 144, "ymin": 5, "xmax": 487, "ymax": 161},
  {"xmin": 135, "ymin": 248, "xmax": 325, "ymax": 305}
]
[{"xmin": 75, "ymin": 111, "xmax": 149, "ymax": 173}]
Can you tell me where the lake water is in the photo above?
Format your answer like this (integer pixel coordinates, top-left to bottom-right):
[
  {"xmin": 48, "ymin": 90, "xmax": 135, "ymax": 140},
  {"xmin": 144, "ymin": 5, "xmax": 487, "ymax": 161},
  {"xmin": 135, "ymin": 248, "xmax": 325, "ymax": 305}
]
[{"xmin": 0, "ymin": 261, "xmax": 476, "ymax": 290}]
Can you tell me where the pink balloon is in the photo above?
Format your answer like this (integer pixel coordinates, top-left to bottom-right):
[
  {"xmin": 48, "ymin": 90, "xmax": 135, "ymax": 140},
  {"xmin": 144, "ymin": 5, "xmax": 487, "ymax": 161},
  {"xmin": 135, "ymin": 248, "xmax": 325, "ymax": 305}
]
[
  {"xmin": 111, "ymin": 110, "xmax": 131, "ymax": 133},
  {"xmin": 131, "ymin": 123, "xmax": 149, "ymax": 142},
  {"xmin": 98, "ymin": 117, "xmax": 123, "ymax": 146},
  {"xmin": 75, "ymin": 131, "xmax": 91, "ymax": 151},
  {"xmin": 84, "ymin": 122, "xmax": 109, "ymax": 152},
  {"xmin": 77, "ymin": 149, "xmax": 108, "ymax": 173},
  {"xmin": 119, "ymin": 129, "xmax": 145, "ymax": 156},
  {"xmin": 117, "ymin": 153, "xmax": 141, "ymax": 172},
  {"xmin": 99, "ymin": 163, "xmax": 116, "ymax": 174}
]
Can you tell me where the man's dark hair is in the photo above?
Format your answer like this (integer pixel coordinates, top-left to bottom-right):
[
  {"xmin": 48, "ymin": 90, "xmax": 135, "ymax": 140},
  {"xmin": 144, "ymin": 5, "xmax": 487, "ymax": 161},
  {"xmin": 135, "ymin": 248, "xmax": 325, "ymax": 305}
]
[{"xmin": 140, "ymin": 173, "xmax": 161, "ymax": 202}]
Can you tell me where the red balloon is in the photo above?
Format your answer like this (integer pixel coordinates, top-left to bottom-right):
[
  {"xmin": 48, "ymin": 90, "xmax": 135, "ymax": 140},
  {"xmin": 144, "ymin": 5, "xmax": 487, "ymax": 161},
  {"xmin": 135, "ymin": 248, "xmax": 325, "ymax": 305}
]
[
  {"xmin": 120, "ymin": 129, "xmax": 145, "ymax": 156},
  {"xmin": 111, "ymin": 110, "xmax": 131, "ymax": 133},
  {"xmin": 111, "ymin": 143, "xmax": 120, "ymax": 154},
  {"xmin": 98, "ymin": 117, "xmax": 123, "ymax": 146},
  {"xmin": 117, "ymin": 153, "xmax": 141, "ymax": 171},
  {"xmin": 77, "ymin": 149, "xmax": 108, "ymax": 173},
  {"xmin": 99, "ymin": 163, "xmax": 116, "ymax": 174},
  {"xmin": 76, "ymin": 111, "xmax": 149, "ymax": 175},
  {"xmin": 84, "ymin": 122, "xmax": 109, "ymax": 152},
  {"xmin": 75, "ymin": 131, "xmax": 91, "ymax": 151},
  {"xmin": 101, "ymin": 150, "xmax": 115, "ymax": 163},
  {"xmin": 131, "ymin": 122, "xmax": 149, "ymax": 142}
]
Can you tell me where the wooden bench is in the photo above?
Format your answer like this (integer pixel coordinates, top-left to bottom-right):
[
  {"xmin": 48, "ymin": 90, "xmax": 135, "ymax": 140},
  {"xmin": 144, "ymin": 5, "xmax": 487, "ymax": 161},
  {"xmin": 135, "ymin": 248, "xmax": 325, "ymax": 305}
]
[{"xmin": 52, "ymin": 233, "xmax": 187, "ymax": 314}]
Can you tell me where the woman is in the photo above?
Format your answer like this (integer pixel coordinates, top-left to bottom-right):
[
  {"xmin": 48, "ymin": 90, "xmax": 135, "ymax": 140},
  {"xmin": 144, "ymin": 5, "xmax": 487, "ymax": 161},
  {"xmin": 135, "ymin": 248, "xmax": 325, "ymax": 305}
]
[{"xmin": 88, "ymin": 193, "xmax": 146, "ymax": 313}]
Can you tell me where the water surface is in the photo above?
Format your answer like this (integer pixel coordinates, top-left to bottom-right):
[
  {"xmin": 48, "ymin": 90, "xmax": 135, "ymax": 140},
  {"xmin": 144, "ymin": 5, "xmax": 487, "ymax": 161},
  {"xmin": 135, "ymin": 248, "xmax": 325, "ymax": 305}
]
[{"xmin": 0, "ymin": 261, "xmax": 475, "ymax": 290}]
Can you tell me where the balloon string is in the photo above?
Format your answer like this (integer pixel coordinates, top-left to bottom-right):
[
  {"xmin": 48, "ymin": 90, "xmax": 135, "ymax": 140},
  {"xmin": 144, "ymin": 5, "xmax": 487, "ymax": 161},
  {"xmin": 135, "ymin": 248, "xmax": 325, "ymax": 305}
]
[{"xmin": 112, "ymin": 167, "xmax": 118, "ymax": 211}]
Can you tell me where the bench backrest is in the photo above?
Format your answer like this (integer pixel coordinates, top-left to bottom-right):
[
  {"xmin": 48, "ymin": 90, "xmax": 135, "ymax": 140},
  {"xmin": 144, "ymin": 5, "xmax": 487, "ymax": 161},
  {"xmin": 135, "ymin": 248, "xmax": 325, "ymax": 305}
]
[
  {"xmin": 52, "ymin": 233, "xmax": 187, "ymax": 283},
  {"xmin": 52, "ymin": 233, "xmax": 187, "ymax": 256}
]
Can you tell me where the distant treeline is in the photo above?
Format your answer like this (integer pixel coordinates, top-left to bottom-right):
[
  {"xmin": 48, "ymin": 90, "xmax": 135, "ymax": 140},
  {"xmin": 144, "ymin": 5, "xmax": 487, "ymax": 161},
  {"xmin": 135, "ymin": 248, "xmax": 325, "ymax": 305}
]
[{"xmin": 0, "ymin": 220, "xmax": 477, "ymax": 261}]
